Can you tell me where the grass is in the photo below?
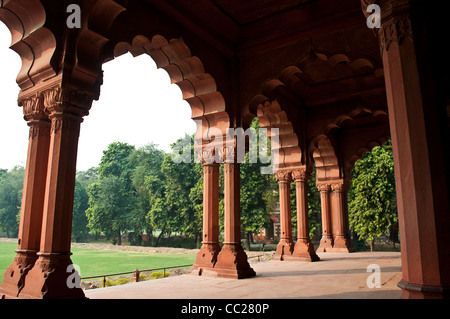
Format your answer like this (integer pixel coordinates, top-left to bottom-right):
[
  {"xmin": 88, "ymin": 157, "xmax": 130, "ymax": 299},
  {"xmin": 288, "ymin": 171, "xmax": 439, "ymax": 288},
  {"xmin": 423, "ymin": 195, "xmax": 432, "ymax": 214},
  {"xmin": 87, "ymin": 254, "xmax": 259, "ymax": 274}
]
[{"xmin": 0, "ymin": 242, "xmax": 195, "ymax": 284}]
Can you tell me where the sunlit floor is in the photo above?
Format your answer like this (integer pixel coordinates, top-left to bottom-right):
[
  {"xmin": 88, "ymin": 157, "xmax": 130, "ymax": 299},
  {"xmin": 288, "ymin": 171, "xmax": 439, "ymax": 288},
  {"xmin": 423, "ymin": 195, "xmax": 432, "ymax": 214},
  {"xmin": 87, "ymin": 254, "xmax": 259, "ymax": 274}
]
[{"xmin": 85, "ymin": 251, "xmax": 402, "ymax": 299}]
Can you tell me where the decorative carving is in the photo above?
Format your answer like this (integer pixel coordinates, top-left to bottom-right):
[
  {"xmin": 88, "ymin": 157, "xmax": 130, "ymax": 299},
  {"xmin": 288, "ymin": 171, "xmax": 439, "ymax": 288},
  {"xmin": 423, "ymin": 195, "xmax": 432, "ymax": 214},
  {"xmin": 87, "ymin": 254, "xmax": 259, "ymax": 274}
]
[
  {"xmin": 203, "ymin": 163, "xmax": 219, "ymax": 175},
  {"xmin": 331, "ymin": 182, "xmax": 345, "ymax": 192},
  {"xmin": 223, "ymin": 163, "xmax": 238, "ymax": 174},
  {"xmin": 317, "ymin": 183, "xmax": 331, "ymax": 192},
  {"xmin": 41, "ymin": 86, "xmax": 63, "ymax": 110},
  {"xmin": 275, "ymin": 170, "xmax": 291, "ymax": 183},
  {"xmin": 291, "ymin": 169, "xmax": 309, "ymax": 182},
  {"xmin": 21, "ymin": 94, "xmax": 47, "ymax": 121},
  {"xmin": 379, "ymin": 16, "xmax": 413, "ymax": 52}
]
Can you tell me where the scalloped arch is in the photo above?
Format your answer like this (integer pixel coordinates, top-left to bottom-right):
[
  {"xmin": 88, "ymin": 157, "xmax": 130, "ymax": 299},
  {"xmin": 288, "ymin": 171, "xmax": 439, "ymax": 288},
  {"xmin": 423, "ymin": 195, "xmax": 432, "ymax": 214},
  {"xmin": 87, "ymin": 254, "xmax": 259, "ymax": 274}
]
[
  {"xmin": 345, "ymin": 136, "xmax": 391, "ymax": 172},
  {"xmin": 0, "ymin": 0, "xmax": 56, "ymax": 90},
  {"xmin": 249, "ymin": 95, "xmax": 302, "ymax": 168},
  {"xmin": 109, "ymin": 34, "xmax": 230, "ymax": 147}
]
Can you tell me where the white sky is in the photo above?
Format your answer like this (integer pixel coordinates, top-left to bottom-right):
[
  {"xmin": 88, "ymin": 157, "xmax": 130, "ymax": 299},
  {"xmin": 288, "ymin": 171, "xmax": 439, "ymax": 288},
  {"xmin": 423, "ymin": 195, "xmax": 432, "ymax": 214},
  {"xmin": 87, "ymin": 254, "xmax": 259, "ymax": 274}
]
[{"xmin": 0, "ymin": 22, "xmax": 196, "ymax": 172}]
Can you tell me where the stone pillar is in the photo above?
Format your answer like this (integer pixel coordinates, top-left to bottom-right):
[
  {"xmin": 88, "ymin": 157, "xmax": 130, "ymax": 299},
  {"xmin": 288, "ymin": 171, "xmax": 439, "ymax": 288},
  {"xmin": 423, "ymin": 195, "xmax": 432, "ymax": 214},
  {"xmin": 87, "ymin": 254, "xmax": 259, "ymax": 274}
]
[
  {"xmin": 288, "ymin": 169, "xmax": 319, "ymax": 261},
  {"xmin": 330, "ymin": 182, "xmax": 354, "ymax": 253},
  {"xmin": 190, "ymin": 163, "xmax": 221, "ymax": 275},
  {"xmin": 317, "ymin": 183, "xmax": 333, "ymax": 252},
  {"xmin": 364, "ymin": 0, "xmax": 450, "ymax": 297},
  {"xmin": 0, "ymin": 95, "xmax": 51, "ymax": 298},
  {"xmin": 19, "ymin": 85, "xmax": 91, "ymax": 299},
  {"xmin": 273, "ymin": 171, "xmax": 294, "ymax": 260},
  {"xmin": 214, "ymin": 162, "xmax": 255, "ymax": 279}
]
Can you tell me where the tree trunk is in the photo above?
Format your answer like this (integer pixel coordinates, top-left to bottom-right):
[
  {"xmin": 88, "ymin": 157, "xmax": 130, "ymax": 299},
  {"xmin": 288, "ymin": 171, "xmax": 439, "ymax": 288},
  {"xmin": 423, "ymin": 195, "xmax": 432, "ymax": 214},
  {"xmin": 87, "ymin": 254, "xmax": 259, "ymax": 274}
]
[
  {"xmin": 370, "ymin": 240, "xmax": 375, "ymax": 252},
  {"xmin": 117, "ymin": 229, "xmax": 122, "ymax": 245},
  {"xmin": 196, "ymin": 233, "xmax": 200, "ymax": 249},
  {"xmin": 155, "ymin": 225, "xmax": 166, "ymax": 247},
  {"xmin": 246, "ymin": 232, "xmax": 252, "ymax": 251}
]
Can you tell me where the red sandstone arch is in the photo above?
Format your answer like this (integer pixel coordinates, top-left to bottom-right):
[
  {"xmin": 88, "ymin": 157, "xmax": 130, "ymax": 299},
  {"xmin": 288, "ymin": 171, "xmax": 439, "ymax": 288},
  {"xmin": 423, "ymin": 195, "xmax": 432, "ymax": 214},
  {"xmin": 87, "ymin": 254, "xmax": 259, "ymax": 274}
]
[
  {"xmin": 0, "ymin": 0, "xmax": 56, "ymax": 90},
  {"xmin": 248, "ymin": 94, "xmax": 303, "ymax": 169},
  {"xmin": 108, "ymin": 35, "xmax": 230, "ymax": 151},
  {"xmin": 346, "ymin": 136, "xmax": 391, "ymax": 172},
  {"xmin": 309, "ymin": 105, "xmax": 390, "ymax": 182}
]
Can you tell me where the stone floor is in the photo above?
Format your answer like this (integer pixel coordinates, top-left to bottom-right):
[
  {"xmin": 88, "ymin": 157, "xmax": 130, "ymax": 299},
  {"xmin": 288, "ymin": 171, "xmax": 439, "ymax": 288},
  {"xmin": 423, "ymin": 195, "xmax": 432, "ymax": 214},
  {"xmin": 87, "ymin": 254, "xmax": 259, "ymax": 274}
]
[{"xmin": 85, "ymin": 251, "xmax": 402, "ymax": 299}]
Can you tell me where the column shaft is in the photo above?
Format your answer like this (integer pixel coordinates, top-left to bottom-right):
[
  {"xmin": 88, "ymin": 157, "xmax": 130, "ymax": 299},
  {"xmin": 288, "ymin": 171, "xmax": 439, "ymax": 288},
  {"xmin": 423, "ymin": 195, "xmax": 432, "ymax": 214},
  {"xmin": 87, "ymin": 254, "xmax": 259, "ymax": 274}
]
[
  {"xmin": 330, "ymin": 182, "xmax": 354, "ymax": 252},
  {"xmin": 214, "ymin": 163, "xmax": 255, "ymax": 279},
  {"xmin": 0, "ymin": 115, "xmax": 50, "ymax": 298},
  {"xmin": 289, "ymin": 169, "xmax": 319, "ymax": 261},
  {"xmin": 273, "ymin": 171, "xmax": 294, "ymax": 260},
  {"xmin": 19, "ymin": 111, "xmax": 85, "ymax": 299},
  {"xmin": 190, "ymin": 163, "xmax": 221, "ymax": 275},
  {"xmin": 377, "ymin": 4, "xmax": 450, "ymax": 297},
  {"xmin": 317, "ymin": 184, "xmax": 333, "ymax": 252}
]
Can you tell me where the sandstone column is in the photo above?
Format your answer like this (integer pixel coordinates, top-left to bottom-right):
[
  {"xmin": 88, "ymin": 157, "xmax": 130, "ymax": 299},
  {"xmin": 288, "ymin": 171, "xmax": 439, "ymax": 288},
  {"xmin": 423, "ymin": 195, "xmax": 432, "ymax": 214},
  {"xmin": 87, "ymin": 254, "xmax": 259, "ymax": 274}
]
[
  {"xmin": 330, "ymin": 182, "xmax": 354, "ymax": 252},
  {"xmin": 288, "ymin": 169, "xmax": 319, "ymax": 261},
  {"xmin": 362, "ymin": 0, "xmax": 450, "ymax": 297},
  {"xmin": 273, "ymin": 170, "xmax": 294, "ymax": 260},
  {"xmin": 214, "ymin": 159, "xmax": 255, "ymax": 279},
  {"xmin": 190, "ymin": 162, "xmax": 221, "ymax": 275},
  {"xmin": 317, "ymin": 183, "xmax": 333, "ymax": 252},
  {"xmin": 0, "ymin": 95, "xmax": 51, "ymax": 298},
  {"xmin": 19, "ymin": 85, "xmax": 92, "ymax": 299}
]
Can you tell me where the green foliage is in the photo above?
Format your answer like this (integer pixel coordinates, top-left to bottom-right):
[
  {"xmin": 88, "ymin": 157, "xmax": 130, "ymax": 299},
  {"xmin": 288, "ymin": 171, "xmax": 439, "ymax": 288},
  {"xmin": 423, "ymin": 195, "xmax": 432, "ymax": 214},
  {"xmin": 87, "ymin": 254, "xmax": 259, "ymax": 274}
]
[
  {"xmin": 86, "ymin": 142, "xmax": 137, "ymax": 244},
  {"xmin": 72, "ymin": 180, "xmax": 89, "ymax": 242},
  {"xmin": 240, "ymin": 118, "xmax": 278, "ymax": 247},
  {"xmin": 0, "ymin": 166, "xmax": 24, "ymax": 238},
  {"xmin": 150, "ymin": 271, "xmax": 170, "ymax": 279},
  {"xmin": 147, "ymin": 135, "xmax": 203, "ymax": 245},
  {"xmin": 348, "ymin": 141, "xmax": 398, "ymax": 245},
  {"xmin": 104, "ymin": 277, "xmax": 130, "ymax": 287}
]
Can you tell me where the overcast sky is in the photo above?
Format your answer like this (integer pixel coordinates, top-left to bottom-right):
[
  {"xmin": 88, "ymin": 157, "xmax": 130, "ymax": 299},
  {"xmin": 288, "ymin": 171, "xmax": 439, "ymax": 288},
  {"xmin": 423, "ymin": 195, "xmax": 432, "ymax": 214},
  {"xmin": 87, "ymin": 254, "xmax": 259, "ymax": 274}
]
[{"xmin": 0, "ymin": 22, "xmax": 196, "ymax": 172}]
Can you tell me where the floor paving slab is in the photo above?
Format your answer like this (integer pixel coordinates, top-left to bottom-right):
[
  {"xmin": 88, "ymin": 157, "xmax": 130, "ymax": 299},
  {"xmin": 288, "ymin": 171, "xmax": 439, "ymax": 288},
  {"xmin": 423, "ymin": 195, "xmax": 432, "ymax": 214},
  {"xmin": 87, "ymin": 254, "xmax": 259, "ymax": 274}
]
[{"xmin": 85, "ymin": 251, "xmax": 402, "ymax": 299}]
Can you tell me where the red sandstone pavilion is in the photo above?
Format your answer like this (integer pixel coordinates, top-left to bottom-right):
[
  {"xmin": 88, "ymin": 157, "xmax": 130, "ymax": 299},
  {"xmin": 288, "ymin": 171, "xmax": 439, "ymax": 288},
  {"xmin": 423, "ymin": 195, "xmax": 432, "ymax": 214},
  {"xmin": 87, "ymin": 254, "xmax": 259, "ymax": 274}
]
[{"xmin": 0, "ymin": 0, "xmax": 448, "ymax": 299}]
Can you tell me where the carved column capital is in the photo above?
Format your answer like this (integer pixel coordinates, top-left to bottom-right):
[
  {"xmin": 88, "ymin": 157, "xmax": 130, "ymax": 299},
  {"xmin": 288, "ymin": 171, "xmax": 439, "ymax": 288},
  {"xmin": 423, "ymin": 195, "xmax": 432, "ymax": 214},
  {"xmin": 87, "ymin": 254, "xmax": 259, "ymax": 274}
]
[
  {"xmin": 20, "ymin": 94, "xmax": 48, "ymax": 122},
  {"xmin": 378, "ymin": 15, "xmax": 413, "ymax": 52},
  {"xmin": 291, "ymin": 168, "xmax": 309, "ymax": 182},
  {"xmin": 223, "ymin": 139, "xmax": 237, "ymax": 164},
  {"xmin": 317, "ymin": 183, "xmax": 331, "ymax": 193},
  {"xmin": 361, "ymin": 0, "xmax": 415, "ymax": 52},
  {"xmin": 331, "ymin": 182, "xmax": 345, "ymax": 193},
  {"xmin": 275, "ymin": 170, "xmax": 291, "ymax": 183},
  {"xmin": 40, "ymin": 84, "xmax": 97, "ymax": 117}
]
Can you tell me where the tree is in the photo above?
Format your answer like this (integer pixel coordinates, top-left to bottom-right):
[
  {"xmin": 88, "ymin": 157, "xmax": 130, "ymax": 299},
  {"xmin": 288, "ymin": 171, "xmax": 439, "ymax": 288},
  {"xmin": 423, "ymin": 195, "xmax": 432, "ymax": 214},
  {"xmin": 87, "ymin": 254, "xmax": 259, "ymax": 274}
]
[
  {"xmin": 0, "ymin": 166, "xmax": 24, "ymax": 237},
  {"xmin": 129, "ymin": 143, "xmax": 165, "ymax": 245},
  {"xmin": 240, "ymin": 118, "xmax": 277, "ymax": 250},
  {"xmin": 86, "ymin": 175, "xmax": 133, "ymax": 244},
  {"xmin": 348, "ymin": 140, "xmax": 398, "ymax": 251},
  {"xmin": 146, "ymin": 135, "xmax": 203, "ymax": 246},
  {"xmin": 72, "ymin": 180, "xmax": 89, "ymax": 242},
  {"xmin": 86, "ymin": 142, "xmax": 136, "ymax": 244},
  {"xmin": 76, "ymin": 167, "xmax": 98, "ymax": 189}
]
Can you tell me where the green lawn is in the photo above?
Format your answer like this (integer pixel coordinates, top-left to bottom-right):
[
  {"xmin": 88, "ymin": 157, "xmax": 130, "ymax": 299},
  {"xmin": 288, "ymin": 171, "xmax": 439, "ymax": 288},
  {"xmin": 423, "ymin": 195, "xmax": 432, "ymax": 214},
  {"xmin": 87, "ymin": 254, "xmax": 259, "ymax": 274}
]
[{"xmin": 0, "ymin": 242, "xmax": 195, "ymax": 284}]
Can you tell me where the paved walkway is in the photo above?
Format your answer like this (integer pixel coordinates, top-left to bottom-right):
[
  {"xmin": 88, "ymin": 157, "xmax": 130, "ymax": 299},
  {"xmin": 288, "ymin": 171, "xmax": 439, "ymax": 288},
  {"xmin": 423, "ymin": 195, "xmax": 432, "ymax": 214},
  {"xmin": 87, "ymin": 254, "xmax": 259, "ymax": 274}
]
[{"xmin": 85, "ymin": 251, "xmax": 402, "ymax": 299}]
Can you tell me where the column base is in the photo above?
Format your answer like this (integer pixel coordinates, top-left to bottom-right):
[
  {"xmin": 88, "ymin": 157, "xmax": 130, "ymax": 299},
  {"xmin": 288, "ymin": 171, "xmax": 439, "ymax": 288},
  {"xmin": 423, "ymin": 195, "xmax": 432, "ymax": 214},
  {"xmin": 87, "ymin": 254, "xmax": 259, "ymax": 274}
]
[
  {"xmin": 273, "ymin": 239, "xmax": 295, "ymax": 261},
  {"xmin": 284, "ymin": 239, "xmax": 320, "ymax": 262},
  {"xmin": 0, "ymin": 249, "xmax": 38, "ymax": 299},
  {"xmin": 398, "ymin": 280, "xmax": 450, "ymax": 299},
  {"xmin": 330, "ymin": 236, "xmax": 355, "ymax": 253},
  {"xmin": 189, "ymin": 242, "xmax": 221, "ymax": 276},
  {"xmin": 18, "ymin": 252, "xmax": 85, "ymax": 299},
  {"xmin": 213, "ymin": 243, "xmax": 256, "ymax": 279},
  {"xmin": 316, "ymin": 236, "xmax": 333, "ymax": 252}
]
